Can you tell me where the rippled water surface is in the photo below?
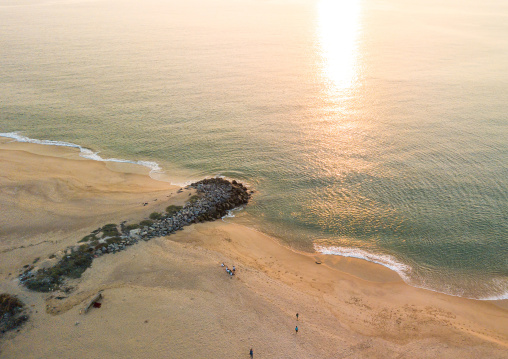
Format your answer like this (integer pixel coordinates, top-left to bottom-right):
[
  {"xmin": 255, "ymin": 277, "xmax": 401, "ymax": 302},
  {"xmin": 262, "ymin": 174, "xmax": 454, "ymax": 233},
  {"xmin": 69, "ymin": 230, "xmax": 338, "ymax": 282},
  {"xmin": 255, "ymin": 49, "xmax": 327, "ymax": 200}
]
[{"xmin": 1, "ymin": 0, "xmax": 507, "ymax": 299}]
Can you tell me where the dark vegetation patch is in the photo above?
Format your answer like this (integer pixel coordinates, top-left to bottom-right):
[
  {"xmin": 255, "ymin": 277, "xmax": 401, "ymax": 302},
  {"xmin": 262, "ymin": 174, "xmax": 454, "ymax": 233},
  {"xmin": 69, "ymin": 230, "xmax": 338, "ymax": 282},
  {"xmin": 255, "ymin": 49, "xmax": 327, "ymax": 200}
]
[
  {"xmin": 140, "ymin": 219, "xmax": 154, "ymax": 227},
  {"xmin": 165, "ymin": 205, "xmax": 183, "ymax": 215},
  {"xmin": 0, "ymin": 294, "xmax": 28, "ymax": 335},
  {"xmin": 125, "ymin": 223, "xmax": 139, "ymax": 231},
  {"xmin": 149, "ymin": 212, "xmax": 162, "ymax": 220},
  {"xmin": 101, "ymin": 224, "xmax": 119, "ymax": 237},
  {"xmin": 22, "ymin": 250, "xmax": 93, "ymax": 292}
]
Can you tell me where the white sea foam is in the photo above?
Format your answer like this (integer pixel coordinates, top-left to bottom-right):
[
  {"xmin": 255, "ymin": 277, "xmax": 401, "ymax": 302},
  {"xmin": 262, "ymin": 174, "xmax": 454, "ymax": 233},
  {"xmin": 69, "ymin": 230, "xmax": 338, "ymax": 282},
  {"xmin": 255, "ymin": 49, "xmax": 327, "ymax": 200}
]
[
  {"xmin": 466, "ymin": 277, "xmax": 508, "ymax": 301},
  {"xmin": 222, "ymin": 206, "xmax": 244, "ymax": 221},
  {"xmin": 314, "ymin": 244, "xmax": 413, "ymax": 282},
  {"xmin": 0, "ymin": 132, "xmax": 162, "ymax": 174}
]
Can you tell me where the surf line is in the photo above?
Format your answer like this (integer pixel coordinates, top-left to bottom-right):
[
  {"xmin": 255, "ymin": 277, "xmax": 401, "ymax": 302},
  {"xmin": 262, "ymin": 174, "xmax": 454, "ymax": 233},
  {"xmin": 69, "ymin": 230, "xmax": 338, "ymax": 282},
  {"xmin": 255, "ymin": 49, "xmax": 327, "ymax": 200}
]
[{"xmin": 0, "ymin": 132, "xmax": 161, "ymax": 173}]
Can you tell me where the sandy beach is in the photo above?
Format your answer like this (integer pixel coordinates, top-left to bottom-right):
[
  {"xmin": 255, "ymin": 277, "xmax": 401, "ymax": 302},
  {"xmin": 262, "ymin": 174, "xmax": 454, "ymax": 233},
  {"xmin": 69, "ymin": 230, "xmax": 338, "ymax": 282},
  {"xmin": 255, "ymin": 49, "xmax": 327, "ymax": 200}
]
[{"xmin": 0, "ymin": 140, "xmax": 506, "ymax": 358}]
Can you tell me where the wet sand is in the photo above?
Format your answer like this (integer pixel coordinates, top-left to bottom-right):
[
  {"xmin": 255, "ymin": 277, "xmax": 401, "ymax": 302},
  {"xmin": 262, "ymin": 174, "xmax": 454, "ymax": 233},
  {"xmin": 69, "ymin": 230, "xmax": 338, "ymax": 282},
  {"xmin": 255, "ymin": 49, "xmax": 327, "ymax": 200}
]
[{"xmin": 0, "ymin": 140, "xmax": 506, "ymax": 358}]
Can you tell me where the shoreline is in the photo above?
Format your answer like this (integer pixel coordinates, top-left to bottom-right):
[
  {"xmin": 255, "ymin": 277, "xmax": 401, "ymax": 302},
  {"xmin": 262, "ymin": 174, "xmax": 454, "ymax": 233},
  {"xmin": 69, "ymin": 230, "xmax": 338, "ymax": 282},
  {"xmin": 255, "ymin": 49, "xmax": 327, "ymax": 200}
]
[
  {"xmin": 0, "ymin": 135, "xmax": 435, "ymax": 293},
  {"xmin": 1, "ymin": 134, "xmax": 507, "ymax": 301},
  {"xmin": 3, "ymin": 134, "xmax": 506, "ymax": 302},
  {"xmin": 0, "ymin": 139, "xmax": 507, "ymax": 357}
]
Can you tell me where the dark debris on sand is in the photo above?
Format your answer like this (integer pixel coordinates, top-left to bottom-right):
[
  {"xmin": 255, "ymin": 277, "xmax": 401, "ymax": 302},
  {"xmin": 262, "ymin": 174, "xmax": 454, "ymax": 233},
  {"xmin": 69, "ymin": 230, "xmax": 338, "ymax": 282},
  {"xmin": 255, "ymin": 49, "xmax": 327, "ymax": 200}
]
[{"xmin": 0, "ymin": 294, "xmax": 28, "ymax": 336}]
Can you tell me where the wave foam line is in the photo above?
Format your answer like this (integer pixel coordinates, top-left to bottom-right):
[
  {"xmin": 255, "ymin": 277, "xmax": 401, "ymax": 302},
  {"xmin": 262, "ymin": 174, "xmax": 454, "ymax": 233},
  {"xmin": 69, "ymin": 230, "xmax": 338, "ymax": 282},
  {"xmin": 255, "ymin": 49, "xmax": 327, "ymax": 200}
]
[
  {"xmin": 0, "ymin": 132, "xmax": 162, "ymax": 174},
  {"xmin": 314, "ymin": 244, "xmax": 508, "ymax": 301},
  {"xmin": 221, "ymin": 206, "xmax": 244, "ymax": 222},
  {"xmin": 314, "ymin": 244, "xmax": 412, "ymax": 282}
]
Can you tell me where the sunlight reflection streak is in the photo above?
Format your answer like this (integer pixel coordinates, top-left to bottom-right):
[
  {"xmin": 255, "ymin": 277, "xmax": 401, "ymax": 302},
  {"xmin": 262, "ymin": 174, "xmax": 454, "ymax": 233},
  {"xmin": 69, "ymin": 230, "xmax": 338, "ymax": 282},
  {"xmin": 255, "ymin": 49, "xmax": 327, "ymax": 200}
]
[{"xmin": 317, "ymin": 0, "xmax": 362, "ymax": 93}]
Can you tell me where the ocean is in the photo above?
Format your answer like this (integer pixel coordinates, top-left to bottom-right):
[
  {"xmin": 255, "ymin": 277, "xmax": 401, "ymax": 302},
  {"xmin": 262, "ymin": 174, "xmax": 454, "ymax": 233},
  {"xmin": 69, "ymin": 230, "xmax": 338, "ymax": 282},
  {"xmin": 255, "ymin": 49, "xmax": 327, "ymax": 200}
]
[{"xmin": 1, "ymin": 0, "xmax": 507, "ymax": 299}]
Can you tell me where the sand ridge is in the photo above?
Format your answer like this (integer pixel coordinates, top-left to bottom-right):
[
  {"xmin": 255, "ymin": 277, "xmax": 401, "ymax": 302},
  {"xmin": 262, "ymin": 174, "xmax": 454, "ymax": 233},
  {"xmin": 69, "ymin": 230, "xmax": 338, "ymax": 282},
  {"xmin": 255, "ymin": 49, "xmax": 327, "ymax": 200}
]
[{"xmin": 0, "ymin": 141, "xmax": 506, "ymax": 358}]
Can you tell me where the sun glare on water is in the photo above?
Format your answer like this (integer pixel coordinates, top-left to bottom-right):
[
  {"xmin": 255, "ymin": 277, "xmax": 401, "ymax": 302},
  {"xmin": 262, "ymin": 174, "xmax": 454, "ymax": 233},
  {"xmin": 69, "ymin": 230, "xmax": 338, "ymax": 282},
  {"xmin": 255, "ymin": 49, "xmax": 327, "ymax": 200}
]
[{"xmin": 317, "ymin": 0, "xmax": 362, "ymax": 94}]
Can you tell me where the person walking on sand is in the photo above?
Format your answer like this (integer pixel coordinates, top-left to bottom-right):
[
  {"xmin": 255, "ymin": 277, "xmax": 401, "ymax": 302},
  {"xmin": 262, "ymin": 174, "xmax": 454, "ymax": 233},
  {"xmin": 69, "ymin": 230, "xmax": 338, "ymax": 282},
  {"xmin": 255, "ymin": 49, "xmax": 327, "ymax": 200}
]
[
  {"xmin": 296, "ymin": 313, "xmax": 299, "ymax": 321},
  {"xmin": 250, "ymin": 348, "xmax": 253, "ymax": 358},
  {"xmin": 295, "ymin": 325, "xmax": 299, "ymax": 334}
]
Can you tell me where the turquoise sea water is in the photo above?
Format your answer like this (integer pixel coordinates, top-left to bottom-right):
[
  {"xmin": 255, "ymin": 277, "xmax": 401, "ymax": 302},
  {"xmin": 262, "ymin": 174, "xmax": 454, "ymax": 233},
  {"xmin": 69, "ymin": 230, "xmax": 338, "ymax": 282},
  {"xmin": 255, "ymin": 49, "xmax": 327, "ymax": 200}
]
[{"xmin": 1, "ymin": 0, "xmax": 507, "ymax": 299}]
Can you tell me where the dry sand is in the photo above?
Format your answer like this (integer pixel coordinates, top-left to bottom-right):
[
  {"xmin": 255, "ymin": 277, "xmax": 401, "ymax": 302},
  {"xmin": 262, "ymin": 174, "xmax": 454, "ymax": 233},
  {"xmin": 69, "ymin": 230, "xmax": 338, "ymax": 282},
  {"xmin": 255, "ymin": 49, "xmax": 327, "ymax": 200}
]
[{"xmin": 0, "ymin": 140, "xmax": 506, "ymax": 358}]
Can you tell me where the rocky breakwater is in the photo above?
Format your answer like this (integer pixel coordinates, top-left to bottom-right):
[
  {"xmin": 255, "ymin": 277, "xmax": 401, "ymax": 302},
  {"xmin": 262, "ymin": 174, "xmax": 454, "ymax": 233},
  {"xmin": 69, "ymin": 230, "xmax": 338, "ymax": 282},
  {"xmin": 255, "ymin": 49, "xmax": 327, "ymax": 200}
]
[
  {"xmin": 19, "ymin": 178, "xmax": 251, "ymax": 293},
  {"xmin": 142, "ymin": 178, "xmax": 251, "ymax": 239}
]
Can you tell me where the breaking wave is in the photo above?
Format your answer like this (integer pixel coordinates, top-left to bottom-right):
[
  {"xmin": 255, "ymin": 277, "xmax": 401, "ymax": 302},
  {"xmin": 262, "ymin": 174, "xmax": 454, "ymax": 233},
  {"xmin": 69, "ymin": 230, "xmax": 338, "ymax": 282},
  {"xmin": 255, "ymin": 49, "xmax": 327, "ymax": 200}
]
[{"xmin": 314, "ymin": 244, "xmax": 413, "ymax": 282}]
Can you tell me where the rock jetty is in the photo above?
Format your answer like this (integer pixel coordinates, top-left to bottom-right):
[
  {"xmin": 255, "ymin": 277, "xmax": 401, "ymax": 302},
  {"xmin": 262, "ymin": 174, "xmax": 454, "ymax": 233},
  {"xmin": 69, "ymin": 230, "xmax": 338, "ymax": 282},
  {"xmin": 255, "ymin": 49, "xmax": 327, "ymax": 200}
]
[
  {"xmin": 138, "ymin": 178, "xmax": 251, "ymax": 239},
  {"xmin": 19, "ymin": 178, "xmax": 251, "ymax": 293}
]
